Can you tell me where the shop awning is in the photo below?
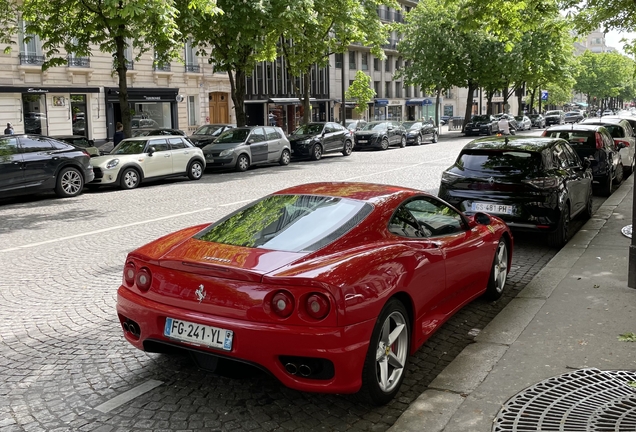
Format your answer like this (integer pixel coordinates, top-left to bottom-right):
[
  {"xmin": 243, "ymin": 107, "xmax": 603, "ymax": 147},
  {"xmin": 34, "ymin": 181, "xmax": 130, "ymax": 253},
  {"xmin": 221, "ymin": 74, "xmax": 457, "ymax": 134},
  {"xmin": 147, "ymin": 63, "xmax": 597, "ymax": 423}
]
[
  {"xmin": 269, "ymin": 97, "xmax": 306, "ymax": 105},
  {"xmin": 374, "ymin": 98, "xmax": 389, "ymax": 107},
  {"xmin": 405, "ymin": 98, "xmax": 434, "ymax": 106},
  {"xmin": 574, "ymin": 102, "xmax": 589, "ymax": 107}
]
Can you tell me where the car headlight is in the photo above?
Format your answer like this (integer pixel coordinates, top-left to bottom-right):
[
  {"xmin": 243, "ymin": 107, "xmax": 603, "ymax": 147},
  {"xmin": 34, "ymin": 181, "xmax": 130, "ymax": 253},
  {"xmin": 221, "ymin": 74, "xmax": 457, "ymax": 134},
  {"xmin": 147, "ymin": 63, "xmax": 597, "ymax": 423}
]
[
  {"xmin": 219, "ymin": 149, "xmax": 233, "ymax": 157},
  {"xmin": 106, "ymin": 159, "xmax": 119, "ymax": 169},
  {"xmin": 407, "ymin": 131, "xmax": 417, "ymax": 136}
]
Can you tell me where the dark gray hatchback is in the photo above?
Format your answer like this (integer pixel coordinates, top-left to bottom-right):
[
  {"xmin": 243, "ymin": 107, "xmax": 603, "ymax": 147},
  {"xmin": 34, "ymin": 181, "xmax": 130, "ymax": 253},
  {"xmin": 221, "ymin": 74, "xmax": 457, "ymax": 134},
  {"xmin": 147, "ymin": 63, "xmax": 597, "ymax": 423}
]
[
  {"xmin": 438, "ymin": 137, "xmax": 593, "ymax": 248},
  {"xmin": 0, "ymin": 134, "xmax": 94, "ymax": 199}
]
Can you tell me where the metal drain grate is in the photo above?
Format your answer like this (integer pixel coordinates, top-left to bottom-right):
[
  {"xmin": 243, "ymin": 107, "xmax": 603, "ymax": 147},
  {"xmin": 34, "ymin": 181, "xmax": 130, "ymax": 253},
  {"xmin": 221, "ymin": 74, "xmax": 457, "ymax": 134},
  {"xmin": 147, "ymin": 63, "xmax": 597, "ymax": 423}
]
[{"xmin": 493, "ymin": 368, "xmax": 636, "ymax": 431}]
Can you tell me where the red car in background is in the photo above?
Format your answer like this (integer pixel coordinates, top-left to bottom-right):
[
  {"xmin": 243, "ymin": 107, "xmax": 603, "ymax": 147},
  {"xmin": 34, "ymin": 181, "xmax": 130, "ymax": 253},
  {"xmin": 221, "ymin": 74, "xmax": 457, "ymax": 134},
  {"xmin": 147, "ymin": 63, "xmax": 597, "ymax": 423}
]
[{"xmin": 116, "ymin": 182, "xmax": 512, "ymax": 405}]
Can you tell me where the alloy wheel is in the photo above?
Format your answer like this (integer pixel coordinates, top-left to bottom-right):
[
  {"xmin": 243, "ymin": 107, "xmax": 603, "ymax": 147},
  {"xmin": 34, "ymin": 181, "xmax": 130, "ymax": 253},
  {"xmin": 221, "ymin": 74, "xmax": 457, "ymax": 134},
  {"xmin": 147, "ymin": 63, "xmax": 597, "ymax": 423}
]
[
  {"xmin": 123, "ymin": 170, "xmax": 139, "ymax": 189},
  {"xmin": 190, "ymin": 162, "xmax": 203, "ymax": 179},
  {"xmin": 374, "ymin": 311, "xmax": 408, "ymax": 393},
  {"xmin": 61, "ymin": 169, "xmax": 82, "ymax": 195},
  {"xmin": 492, "ymin": 241, "xmax": 508, "ymax": 294}
]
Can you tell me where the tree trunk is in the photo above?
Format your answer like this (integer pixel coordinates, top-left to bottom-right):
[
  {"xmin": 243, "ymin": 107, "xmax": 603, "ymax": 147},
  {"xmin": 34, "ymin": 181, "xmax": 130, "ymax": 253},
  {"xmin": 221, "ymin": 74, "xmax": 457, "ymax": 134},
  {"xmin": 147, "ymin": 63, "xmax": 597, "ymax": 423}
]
[
  {"xmin": 302, "ymin": 69, "xmax": 311, "ymax": 125},
  {"xmin": 435, "ymin": 88, "xmax": 441, "ymax": 126},
  {"xmin": 517, "ymin": 87, "xmax": 523, "ymax": 116},
  {"xmin": 228, "ymin": 68, "xmax": 247, "ymax": 127},
  {"xmin": 463, "ymin": 82, "xmax": 477, "ymax": 133},
  {"xmin": 114, "ymin": 34, "xmax": 131, "ymax": 140},
  {"xmin": 486, "ymin": 90, "xmax": 494, "ymax": 115},
  {"xmin": 529, "ymin": 88, "xmax": 536, "ymax": 112},
  {"xmin": 502, "ymin": 86, "xmax": 510, "ymax": 113}
]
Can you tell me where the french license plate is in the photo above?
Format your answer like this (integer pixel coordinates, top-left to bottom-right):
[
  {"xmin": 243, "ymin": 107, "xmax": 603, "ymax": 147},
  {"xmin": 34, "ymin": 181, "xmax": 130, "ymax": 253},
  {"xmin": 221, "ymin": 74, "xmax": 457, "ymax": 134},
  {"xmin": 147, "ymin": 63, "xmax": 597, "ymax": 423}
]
[
  {"xmin": 291, "ymin": 149, "xmax": 294, "ymax": 154},
  {"xmin": 358, "ymin": 140, "xmax": 368, "ymax": 143},
  {"xmin": 164, "ymin": 317, "xmax": 233, "ymax": 351},
  {"xmin": 472, "ymin": 202, "xmax": 514, "ymax": 215},
  {"xmin": 473, "ymin": 128, "xmax": 480, "ymax": 131}
]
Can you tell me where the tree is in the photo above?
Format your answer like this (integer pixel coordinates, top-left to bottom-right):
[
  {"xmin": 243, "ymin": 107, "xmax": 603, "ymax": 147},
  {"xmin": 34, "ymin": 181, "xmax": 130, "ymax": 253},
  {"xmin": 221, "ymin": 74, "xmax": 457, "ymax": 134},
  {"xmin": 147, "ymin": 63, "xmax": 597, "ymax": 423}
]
[
  {"xmin": 21, "ymin": 0, "xmax": 219, "ymax": 138},
  {"xmin": 345, "ymin": 71, "xmax": 376, "ymax": 117},
  {"xmin": 0, "ymin": 0, "xmax": 18, "ymax": 53},
  {"xmin": 278, "ymin": 0, "xmax": 395, "ymax": 125},
  {"xmin": 182, "ymin": 0, "xmax": 290, "ymax": 127},
  {"xmin": 575, "ymin": 51, "xmax": 636, "ymax": 108}
]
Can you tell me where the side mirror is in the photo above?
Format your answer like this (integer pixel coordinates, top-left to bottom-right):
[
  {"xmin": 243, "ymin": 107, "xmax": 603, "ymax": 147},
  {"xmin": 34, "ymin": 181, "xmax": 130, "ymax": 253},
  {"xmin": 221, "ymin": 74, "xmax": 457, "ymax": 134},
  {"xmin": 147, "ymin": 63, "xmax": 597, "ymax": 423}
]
[
  {"xmin": 148, "ymin": 146, "xmax": 156, "ymax": 155},
  {"xmin": 387, "ymin": 126, "xmax": 394, "ymax": 130},
  {"xmin": 474, "ymin": 212, "xmax": 492, "ymax": 225},
  {"xmin": 247, "ymin": 139, "xmax": 254, "ymax": 145},
  {"xmin": 616, "ymin": 142, "xmax": 626, "ymax": 150}
]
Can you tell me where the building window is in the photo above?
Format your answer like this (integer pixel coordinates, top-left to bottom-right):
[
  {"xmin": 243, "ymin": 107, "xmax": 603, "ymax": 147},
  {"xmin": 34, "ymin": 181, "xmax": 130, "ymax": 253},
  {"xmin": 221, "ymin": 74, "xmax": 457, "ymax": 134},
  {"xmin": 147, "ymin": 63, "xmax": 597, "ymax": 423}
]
[
  {"xmin": 405, "ymin": 85, "xmax": 411, "ymax": 98},
  {"xmin": 335, "ymin": 53, "xmax": 343, "ymax": 69},
  {"xmin": 185, "ymin": 40, "xmax": 199, "ymax": 72},
  {"xmin": 395, "ymin": 82, "xmax": 402, "ymax": 98},
  {"xmin": 395, "ymin": 57, "xmax": 402, "ymax": 71},
  {"xmin": 374, "ymin": 81, "xmax": 381, "ymax": 97},
  {"xmin": 187, "ymin": 95, "xmax": 198, "ymax": 126},
  {"xmin": 374, "ymin": 57, "xmax": 380, "ymax": 72},
  {"xmin": 18, "ymin": 19, "xmax": 44, "ymax": 65},
  {"xmin": 385, "ymin": 81, "xmax": 391, "ymax": 98},
  {"xmin": 385, "ymin": 55, "xmax": 391, "ymax": 72},
  {"xmin": 361, "ymin": 53, "xmax": 368, "ymax": 71},
  {"xmin": 349, "ymin": 51, "xmax": 356, "ymax": 70}
]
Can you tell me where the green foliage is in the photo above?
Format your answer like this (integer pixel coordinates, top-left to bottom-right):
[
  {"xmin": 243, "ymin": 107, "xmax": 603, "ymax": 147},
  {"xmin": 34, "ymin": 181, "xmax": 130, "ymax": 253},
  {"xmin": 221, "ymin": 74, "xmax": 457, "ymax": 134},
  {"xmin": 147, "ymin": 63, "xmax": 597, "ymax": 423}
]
[
  {"xmin": 567, "ymin": 0, "xmax": 636, "ymax": 34},
  {"xmin": 618, "ymin": 332, "xmax": 636, "ymax": 342},
  {"xmin": 345, "ymin": 71, "xmax": 376, "ymax": 116},
  {"xmin": 0, "ymin": 0, "xmax": 18, "ymax": 53},
  {"xmin": 575, "ymin": 51, "xmax": 636, "ymax": 102}
]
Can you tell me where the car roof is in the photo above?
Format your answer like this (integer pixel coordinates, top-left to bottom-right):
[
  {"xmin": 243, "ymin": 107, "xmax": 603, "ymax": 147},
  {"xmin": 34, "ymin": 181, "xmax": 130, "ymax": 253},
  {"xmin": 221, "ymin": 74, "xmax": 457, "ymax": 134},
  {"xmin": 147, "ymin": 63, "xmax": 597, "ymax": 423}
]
[
  {"xmin": 462, "ymin": 136, "xmax": 563, "ymax": 153},
  {"xmin": 273, "ymin": 182, "xmax": 423, "ymax": 203},
  {"xmin": 121, "ymin": 135, "xmax": 185, "ymax": 141},
  {"xmin": 51, "ymin": 135, "xmax": 87, "ymax": 139},
  {"xmin": 547, "ymin": 124, "xmax": 606, "ymax": 132},
  {"xmin": 582, "ymin": 117, "xmax": 626, "ymax": 125}
]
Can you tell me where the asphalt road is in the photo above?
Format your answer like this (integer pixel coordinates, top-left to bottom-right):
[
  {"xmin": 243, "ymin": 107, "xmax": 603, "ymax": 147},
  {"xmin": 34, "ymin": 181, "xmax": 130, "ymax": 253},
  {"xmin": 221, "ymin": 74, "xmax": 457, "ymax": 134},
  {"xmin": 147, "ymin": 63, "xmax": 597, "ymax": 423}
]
[{"xmin": 0, "ymin": 129, "xmax": 607, "ymax": 432}]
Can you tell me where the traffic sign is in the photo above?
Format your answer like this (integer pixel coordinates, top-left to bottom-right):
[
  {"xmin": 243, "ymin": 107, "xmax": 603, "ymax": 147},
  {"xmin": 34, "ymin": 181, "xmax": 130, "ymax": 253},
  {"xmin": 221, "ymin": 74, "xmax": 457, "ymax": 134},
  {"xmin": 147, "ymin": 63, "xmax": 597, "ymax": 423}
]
[{"xmin": 541, "ymin": 90, "xmax": 549, "ymax": 101}]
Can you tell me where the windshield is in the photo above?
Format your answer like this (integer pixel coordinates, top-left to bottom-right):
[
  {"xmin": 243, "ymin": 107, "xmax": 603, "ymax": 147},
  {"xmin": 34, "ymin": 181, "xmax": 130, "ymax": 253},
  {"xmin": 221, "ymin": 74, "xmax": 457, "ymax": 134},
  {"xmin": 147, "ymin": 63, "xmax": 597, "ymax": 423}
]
[
  {"xmin": 528, "ymin": 114, "xmax": 540, "ymax": 119},
  {"xmin": 458, "ymin": 150, "xmax": 541, "ymax": 174},
  {"xmin": 361, "ymin": 122, "xmax": 387, "ymax": 131},
  {"xmin": 472, "ymin": 115, "xmax": 490, "ymax": 122},
  {"xmin": 546, "ymin": 111, "xmax": 560, "ymax": 116},
  {"xmin": 196, "ymin": 195, "xmax": 372, "ymax": 252},
  {"xmin": 214, "ymin": 128, "xmax": 251, "ymax": 144},
  {"xmin": 111, "ymin": 140, "xmax": 147, "ymax": 155},
  {"xmin": 193, "ymin": 125, "xmax": 223, "ymax": 136},
  {"xmin": 292, "ymin": 124, "xmax": 324, "ymax": 135},
  {"xmin": 514, "ymin": 116, "xmax": 524, "ymax": 121},
  {"xmin": 402, "ymin": 122, "xmax": 421, "ymax": 130}
]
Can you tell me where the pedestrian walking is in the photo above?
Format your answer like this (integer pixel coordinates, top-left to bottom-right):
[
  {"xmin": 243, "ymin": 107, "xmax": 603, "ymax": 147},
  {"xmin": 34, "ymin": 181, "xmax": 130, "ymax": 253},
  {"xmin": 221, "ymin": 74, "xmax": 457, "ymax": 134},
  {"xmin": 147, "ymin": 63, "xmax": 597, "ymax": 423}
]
[
  {"xmin": 4, "ymin": 122, "xmax": 14, "ymax": 135},
  {"xmin": 113, "ymin": 122, "xmax": 125, "ymax": 146}
]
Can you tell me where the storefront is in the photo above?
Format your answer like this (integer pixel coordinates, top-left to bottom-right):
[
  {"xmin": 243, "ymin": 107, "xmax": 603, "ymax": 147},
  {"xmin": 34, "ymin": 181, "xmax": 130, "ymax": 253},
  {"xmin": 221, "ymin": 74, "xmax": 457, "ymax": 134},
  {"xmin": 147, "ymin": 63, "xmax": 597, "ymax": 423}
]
[
  {"xmin": 373, "ymin": 98, "xmax": 389, "ymax": 120},
  {"xmin": 387, "ymin": 100, "xmax": 403, "ymax": 122},
  {"xmin": 405, "ymin": 98, "xmax": 435, "ymax": 121},
  {"xmin": 105, "ymin": 87, "xmax": 179, "ymax": 139},
  {"xmin": 0, "ymin": 86, "xmax": 100, "ymax": 137}
]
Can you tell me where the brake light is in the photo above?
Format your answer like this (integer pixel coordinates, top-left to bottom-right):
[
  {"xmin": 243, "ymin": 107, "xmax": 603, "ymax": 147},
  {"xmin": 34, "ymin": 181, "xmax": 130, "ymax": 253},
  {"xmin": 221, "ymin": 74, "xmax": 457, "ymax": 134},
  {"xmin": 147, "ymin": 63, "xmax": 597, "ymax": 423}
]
[
  {"xmin": 595, "ymin": 133, "xmax": 604, "ymax": 149},
  {"xmin": 305, "ymin": 293, "xmax": 330, "ymax": 320},
  {"xmin": 522, "ymin": 177, "xmax": 559, "ymax": 189},
  {"xmin": 272, "ymin": 291, "xmax": 294, "ymax": 318},
  {"xmin": 123, "ymin": 262, "xmax": 136, "ymax": 286},
  {"xmin": 616, "ymin": 139, "xmax": 630, "ymax": 147},
  {"xmin": 541, "ymin": 130, "xmax": 548, "ymax": 137},
  {"xmin": 135, "ymin": 267, "xmax": 152, "ymax": 291}
]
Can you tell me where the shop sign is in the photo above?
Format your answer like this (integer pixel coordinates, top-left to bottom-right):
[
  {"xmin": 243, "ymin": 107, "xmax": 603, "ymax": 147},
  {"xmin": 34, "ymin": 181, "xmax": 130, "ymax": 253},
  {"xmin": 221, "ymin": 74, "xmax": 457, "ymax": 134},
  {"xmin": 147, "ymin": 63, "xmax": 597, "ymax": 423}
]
[
  {"xmin": 144, "ymin": 96, "xmax": 161, "ymax": 100},
  {"xmin": 27, "ymin": 88, "xmax": 49, "ymax": 93},
  {"xmin": 388, "ymin": 100, "xmax": 402, "ymax": 105}
]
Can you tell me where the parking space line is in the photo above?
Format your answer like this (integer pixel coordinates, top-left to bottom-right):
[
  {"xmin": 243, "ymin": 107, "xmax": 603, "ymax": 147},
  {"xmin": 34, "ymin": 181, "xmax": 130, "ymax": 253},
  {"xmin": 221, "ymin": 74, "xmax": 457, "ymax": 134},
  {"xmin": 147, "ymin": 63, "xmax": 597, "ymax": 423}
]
[{"xmin": 94, "ymin": 380, "xmax": 163, "ymax": 413}]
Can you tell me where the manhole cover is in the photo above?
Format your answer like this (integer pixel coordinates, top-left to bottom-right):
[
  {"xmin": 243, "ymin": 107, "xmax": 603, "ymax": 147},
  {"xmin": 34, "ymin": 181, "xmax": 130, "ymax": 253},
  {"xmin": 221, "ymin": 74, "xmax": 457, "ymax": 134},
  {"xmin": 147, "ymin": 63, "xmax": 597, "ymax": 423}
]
[
  {"xmin": 622, "ymin": 225, "xmax": 632, "ymax": 238},
  {"xmin": 493, "ymin": 368, "xmax": 636, "ymax": 431}
]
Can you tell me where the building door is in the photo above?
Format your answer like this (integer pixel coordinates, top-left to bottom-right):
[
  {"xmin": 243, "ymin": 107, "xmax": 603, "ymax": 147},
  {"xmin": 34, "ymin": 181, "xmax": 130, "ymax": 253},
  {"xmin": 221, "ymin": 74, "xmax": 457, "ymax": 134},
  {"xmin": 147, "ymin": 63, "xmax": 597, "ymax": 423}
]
[
  {"xmin": 71, "ymin": 94, "xmax": 88, "ymax": 137},
  {"xmin": 22, "ymin": 94, "xmax": 48, "ymax": 135},
  {"xmin": 208, "ymin": 92, "xmax": 229, "ymax": 124}
]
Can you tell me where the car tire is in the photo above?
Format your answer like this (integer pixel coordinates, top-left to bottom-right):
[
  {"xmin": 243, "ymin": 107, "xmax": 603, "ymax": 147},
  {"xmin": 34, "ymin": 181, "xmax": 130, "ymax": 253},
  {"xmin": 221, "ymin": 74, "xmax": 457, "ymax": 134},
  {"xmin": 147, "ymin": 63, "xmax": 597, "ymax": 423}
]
[
  {"xmin": 55, "ymin": 166, "xmax": 84, "ymax": 198},
  {"xmin": 415, "ymin": 135, "xmax": 422, "ymax": 146},
  {"xmin": 358, "ymin": 298, "xmax": 410, "ymax": 406},
  {"xmin": 488, "ymin": 126, "xmax": 492, "ymax": 135},
  {"xmin": 120, "ymin": 168, "xmax": 141, "ymax": 190},
  {"xmin": 187, "ymin": 160, "xmax": 204, "ymax": 180},
  {"xmin": 310, "ymin": 144, "xmax": 323, "ymax": 161},
  {"xmin": 614, "ymin": 163, "xmax": 624, "ymax": 185},
  {"xmin": 624, "ymin": 158, "xmax": 634, "ymax": 177},
  {"xmin": 380, "ymin": 138, "xmax": 389, "ymax": 150},
  {"xmin": 548, "ymin": 203, "xmax": 570, "ymax": 248},
  {"xmin": 342, "ymin": 140, "xmax": 353, "ymax": 156},
  {"xmin": 599, "ymin": 174, "xmax": 612, "ymax": 197},
  {"xmin": 279, "ymin": 149, "xmax": 291, "ymax": 166},
  {"xmin": 235, "ymin": 154, "xmax": 250, "ymax": 172},
  {"xmin": 399, "ymin": 136, "xmax": 406, "ymax": 148},
  {"xmin": 583, "ymin": 186, "xmax": 593, "ymax": 220},
  {"xmin": 432, "ymin": 132, "xmax": 438, "ymax": 143},
  {"xmin": 483, "ymin": 238, "xmax": 508, "ymax": 301}
]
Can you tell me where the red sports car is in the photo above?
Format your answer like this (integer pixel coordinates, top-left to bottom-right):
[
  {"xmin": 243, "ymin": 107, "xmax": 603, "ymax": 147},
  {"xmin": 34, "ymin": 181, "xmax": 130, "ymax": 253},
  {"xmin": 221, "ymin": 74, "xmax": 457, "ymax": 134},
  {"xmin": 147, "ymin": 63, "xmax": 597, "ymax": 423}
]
[{"xmin": 117, "ymin": 182, "xmax": 512, "ymax": 405}]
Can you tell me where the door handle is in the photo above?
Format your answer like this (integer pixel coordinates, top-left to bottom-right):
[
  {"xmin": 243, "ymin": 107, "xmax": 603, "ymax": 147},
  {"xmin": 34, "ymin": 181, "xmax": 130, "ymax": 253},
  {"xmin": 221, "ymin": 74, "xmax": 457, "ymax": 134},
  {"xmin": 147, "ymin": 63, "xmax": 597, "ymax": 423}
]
[{"xmin": 164, "ymin": 154, "xmax": 171, "ymax": 157}]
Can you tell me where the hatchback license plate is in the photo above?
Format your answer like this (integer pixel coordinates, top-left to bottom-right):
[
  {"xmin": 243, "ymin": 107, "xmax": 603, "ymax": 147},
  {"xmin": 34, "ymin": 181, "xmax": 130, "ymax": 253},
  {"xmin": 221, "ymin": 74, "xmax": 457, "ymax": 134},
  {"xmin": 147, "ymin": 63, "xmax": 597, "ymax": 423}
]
[
  {"xmin": 472, "ymin": 202, "xmax": 514, "ymax": 215},
  {"xmin": 164, "ymin": 318, "xmax": 233, "ymax": 351},
  {"xmin": 358, "ymin": 139, "xmax": 368, "ymax": 143}
]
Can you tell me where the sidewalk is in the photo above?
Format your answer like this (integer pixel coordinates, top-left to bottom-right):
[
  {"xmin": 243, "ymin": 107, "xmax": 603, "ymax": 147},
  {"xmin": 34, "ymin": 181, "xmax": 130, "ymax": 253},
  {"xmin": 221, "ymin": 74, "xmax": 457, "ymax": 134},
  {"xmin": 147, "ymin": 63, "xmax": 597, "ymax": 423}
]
[{"xmin": 391, "ymin": 176, "xmax": 636, "ymax": 431}]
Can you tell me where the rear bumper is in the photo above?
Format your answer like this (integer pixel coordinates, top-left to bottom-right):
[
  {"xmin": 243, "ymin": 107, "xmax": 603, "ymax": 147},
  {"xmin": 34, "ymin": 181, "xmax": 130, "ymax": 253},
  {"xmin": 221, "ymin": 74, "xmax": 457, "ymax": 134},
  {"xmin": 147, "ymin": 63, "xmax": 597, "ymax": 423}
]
[{"xmin": 116, "ymin": 287, "xmax": 374, "ymax": 394}]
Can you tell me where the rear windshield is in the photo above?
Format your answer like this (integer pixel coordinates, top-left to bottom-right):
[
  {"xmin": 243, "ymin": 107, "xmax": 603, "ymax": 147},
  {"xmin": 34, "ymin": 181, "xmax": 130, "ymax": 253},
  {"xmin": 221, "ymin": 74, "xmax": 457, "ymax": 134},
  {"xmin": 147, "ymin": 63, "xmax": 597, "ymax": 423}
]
[
  {"xmin": 472, "ymin": 115, "xmax": 489, "ymax": 122},
  {"xmin": 544, "ymin": 131, "xmax": 597, "ymax": 148},
  {"xmin": 458, "ymin": 150, "xmax": 541, "ymax": 174},
  {"xmin": 196, "ymin": 195, "xmax": 372, "ymax": 252}
]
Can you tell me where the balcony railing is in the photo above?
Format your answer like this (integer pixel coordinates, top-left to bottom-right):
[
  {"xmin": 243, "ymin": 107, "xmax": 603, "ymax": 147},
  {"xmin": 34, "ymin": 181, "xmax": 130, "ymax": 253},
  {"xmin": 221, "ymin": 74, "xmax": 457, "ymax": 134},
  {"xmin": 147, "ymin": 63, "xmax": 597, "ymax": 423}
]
[
  {"xmin": 19, "ymin": 54, "xmax": 45, "ymax": 65},
  {"xmin": 382, "ymin": 40, "xmax": 398, "ymax": 50},
  {"xmin": 153, "ymin": 63, "xmax": 171, "ymax": 72},
  {"xmin": 67, "ymin": 56, "xmax": 90, "ymax": 68},
  {"xmin": 185, "ymin": 64, "xmax": 200, "ymax": 73}
]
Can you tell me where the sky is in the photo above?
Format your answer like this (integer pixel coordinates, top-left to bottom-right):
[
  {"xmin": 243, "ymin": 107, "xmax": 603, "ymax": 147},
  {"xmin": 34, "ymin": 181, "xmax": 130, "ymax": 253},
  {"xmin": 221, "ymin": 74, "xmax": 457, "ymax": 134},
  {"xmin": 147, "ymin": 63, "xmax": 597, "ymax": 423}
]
[{"xmin": 605, "ymin": 30, "xmax": 636, "ymax": 54}]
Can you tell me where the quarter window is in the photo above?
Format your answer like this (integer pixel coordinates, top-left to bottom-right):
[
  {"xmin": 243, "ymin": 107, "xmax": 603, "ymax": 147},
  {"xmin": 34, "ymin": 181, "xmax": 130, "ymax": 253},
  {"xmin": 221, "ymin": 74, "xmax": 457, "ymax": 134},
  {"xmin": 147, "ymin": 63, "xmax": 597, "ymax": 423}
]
[
  {"xmin": 18, "ymin": 136, "xmax": 53, "ymax": 153},
  {"xmin": 168, "ymin": 137, "xmax": 187, "ymax": 149},
  {"xmin": 264, "ymin": 127, "xmax": 281, "ymax": 140},
  {"xmin": 147, "ymin": 139, "xmax": 169, "ymax": 152}
]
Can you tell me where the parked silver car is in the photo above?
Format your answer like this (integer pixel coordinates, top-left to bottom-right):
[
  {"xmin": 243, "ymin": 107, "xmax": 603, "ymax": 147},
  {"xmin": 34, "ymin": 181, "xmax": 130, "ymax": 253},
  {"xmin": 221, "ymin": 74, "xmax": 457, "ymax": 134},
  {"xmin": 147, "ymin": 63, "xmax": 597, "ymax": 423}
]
[{"xmin": 202, "ymin": 126, "xmax": 291, "ymax": 172}]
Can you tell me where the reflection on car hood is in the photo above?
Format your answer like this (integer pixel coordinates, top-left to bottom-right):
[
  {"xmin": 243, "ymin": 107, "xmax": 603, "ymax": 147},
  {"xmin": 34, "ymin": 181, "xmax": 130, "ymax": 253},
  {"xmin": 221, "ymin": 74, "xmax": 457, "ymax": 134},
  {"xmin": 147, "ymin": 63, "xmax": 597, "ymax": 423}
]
[
  {"xmin": 90, "ymin": 154, "xmax": 143, "ymax": 167},
  {"xmin": 289, "ymin": 134, "xmax": 318, "ymax": 142},
  {"xmin": 202, "ymin": 142, "xmax": 243, "ymax": 152}
]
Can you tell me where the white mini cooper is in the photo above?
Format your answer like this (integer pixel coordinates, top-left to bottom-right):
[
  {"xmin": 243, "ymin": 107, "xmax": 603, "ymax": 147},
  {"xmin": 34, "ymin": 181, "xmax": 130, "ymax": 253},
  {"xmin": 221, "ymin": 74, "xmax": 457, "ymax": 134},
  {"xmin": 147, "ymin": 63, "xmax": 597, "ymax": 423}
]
[{"xmin": 89, "ymin": 136, "xmax": 205, "ymax": 190}]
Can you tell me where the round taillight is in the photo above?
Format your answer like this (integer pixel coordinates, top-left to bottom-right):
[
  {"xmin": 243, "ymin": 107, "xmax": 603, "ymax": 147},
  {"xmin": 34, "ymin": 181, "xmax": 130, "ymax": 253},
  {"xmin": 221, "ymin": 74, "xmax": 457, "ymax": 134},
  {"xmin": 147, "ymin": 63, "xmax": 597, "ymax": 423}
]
[
  {"xmin": 135, "ymin": 268, "xmax": 152, "ymax": 291},
  {"xmin": 271, "ymin": 291, "xmax": 294, "ymax": 318},
  {"xmin": 305, "ymin": 293, "xmax": 330, "ymax": 320},
  {"xmin": 124, "ymin": 262, "xmax": 136, "ymax": 286}
]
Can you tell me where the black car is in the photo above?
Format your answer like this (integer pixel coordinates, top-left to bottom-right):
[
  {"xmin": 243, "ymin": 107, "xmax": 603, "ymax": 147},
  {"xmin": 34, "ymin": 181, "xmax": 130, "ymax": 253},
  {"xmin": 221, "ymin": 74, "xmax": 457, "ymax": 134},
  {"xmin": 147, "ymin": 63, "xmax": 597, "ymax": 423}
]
[
  {"xmin": 564, "ymin": 111, "xmax": 584, "ymax": 123},
  {"xmin": 528, "ymin": 114, "xmax": 546, "ymax": 128},
  {"xmin": 544, "ymin": 110, "xmax": 565, "ymax": 126},
  {"xmin": 188, "ymin": 124, "xmax": 235, "ymax": 148},
  {"xmin": 438, "ymin": 136, "xmax": 593, "ymax": 248},
  {"xmin": 464, "ymin": 115, "xmax": 499, "ymax": 136},
  {"xmin": 345, "ymin": 119, "xmax": 367, "ymax": 131},
  {"xmin": 0, "ymin": 134, "xmax": 94, "ymax": 199},
  {"xmin": 131, "ymin": 128, "xmax": 186, "ymax": 138},
  {"xmin": 354, "ymin": 121, "xmax": 407, "ymax": 150},
  {"xmin": 542, "ymin": 125, "xmax": 623, "ymax": 196},
  {"xmin": 288, "ymin": 122, "xmax": 353, "ymax": 160},
  {"xmin": 401, "ymin": 120, "xmax": 438, "ymax": 145},
  {"xmin": 52, "ymin": 135, "xmax": 102, "ymax": 156}
]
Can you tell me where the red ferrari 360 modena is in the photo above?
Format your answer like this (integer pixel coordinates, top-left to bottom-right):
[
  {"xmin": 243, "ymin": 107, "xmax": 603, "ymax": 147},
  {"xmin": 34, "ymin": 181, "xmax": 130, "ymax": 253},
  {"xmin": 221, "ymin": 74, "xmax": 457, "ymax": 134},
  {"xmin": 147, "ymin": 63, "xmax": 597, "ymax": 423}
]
[{"xmin": 117, "ymin": 182, "xmax": 512, "ymax": 405}]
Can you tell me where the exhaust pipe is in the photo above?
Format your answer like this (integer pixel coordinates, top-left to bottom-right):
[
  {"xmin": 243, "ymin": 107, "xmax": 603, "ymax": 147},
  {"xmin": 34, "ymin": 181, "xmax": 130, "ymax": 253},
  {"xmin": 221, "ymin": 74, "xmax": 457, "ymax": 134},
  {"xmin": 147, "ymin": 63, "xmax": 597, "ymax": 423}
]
[
  {"xmin": 285, "ymin": 363, "xmax": 298, "ymax": 375},
  {"xmin": 123, "ymin": 322, "xmax": 129, "ymax": 332},
  {"xmin": 127, "ymin": 321, "xmax": 140, "ymax": 337},
  {"xmin": 299, "ymin": 364, "xmax": 312, "ymax": 377}
]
